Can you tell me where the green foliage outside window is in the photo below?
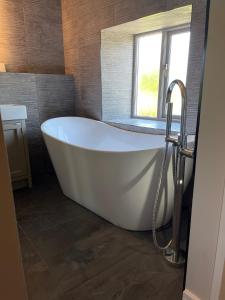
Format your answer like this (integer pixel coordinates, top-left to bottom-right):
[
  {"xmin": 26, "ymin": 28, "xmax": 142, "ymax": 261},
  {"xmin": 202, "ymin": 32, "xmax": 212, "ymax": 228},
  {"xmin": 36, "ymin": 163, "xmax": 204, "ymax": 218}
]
[
  {"xmin": 140, "ymin": 70, "xmax": 159, "ymax": 95},
  {"xmin": 137, "ymin": 70, "xmax": 159, "ymax": 117}
]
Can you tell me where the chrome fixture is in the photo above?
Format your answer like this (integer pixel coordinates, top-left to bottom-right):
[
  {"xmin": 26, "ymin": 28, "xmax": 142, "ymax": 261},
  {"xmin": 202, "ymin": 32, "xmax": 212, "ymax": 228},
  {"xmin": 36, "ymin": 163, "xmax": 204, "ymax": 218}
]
[{"xmin": 152, "ymin": 79, "xmax": 194, "ymax": 267}]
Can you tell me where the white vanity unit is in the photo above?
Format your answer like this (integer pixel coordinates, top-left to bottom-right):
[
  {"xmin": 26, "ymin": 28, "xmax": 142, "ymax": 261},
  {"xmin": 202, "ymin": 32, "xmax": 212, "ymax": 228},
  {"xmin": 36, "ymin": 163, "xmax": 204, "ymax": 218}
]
[{"xmin": 0, "ymin": 105, "xmax": 32, "ymax": 189}]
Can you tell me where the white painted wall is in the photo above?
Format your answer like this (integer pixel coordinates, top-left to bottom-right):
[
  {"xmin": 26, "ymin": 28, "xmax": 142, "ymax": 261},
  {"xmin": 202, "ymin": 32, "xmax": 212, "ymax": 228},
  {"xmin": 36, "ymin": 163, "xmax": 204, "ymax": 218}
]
[{"xmin": 183, "ymin": 0, "xmax": 225, "ymax": 299}]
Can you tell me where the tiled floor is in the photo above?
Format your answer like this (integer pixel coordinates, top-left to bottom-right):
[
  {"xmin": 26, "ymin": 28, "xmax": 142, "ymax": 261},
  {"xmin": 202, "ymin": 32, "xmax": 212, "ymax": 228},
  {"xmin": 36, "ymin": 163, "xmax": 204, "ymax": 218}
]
[{"xmin": 14, "ymin": 176, "xmax": 185, "ymax": 300}]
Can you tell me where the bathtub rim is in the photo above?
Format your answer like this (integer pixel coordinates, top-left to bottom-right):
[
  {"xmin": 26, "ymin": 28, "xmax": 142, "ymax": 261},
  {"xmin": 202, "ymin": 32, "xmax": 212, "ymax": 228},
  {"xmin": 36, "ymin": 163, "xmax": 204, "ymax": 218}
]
[{"xmin": 41, "ymin": 117, "xmax": 166, "ymax": 154}]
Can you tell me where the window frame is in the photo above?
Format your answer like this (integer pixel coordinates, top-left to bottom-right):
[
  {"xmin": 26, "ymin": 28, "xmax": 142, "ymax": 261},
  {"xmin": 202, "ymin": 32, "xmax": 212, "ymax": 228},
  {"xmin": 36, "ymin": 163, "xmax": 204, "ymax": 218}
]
[{"xmin": 132, "ymin": 24, "xmax": 191, "ymax": 121}]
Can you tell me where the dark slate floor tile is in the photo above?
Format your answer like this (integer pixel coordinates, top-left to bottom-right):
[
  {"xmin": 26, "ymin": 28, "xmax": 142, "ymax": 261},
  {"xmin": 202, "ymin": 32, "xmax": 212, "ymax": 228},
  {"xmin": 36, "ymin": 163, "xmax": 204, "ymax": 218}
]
[
  {"xmin": 14, "ymin": 176, "xmax": 63, "ymax": 217},
  {"xmin": 17, "ymin": 199, "xmax": 89, "ymax": 238},
  {"xmin": 19, "ymin": 229, "xmax": 60, "ymax": 300},
  {"xmin": 62, "ymin": 211, "xmax": 111, "ymax": 242},
  {"xmin": 47, "ymin": 227, "xmax": 134, "ymax": 292},
  {"xmin": 27, "ymin": 224, "xmax": 78, "ymax": 261},
  {"xmin": 63, "ymin": 252, "xmax": 183, "ymax": 300},
  {"xmin": 22, "ymin": 211, "xmax": 107, "ymax": 263},
  {"xmin": 15, "ymin": 176, "xmax": 185, "ymax": 300},
  {"xmin": 15, "ymin": 178, "xmax": 91, "ymax": 237}
]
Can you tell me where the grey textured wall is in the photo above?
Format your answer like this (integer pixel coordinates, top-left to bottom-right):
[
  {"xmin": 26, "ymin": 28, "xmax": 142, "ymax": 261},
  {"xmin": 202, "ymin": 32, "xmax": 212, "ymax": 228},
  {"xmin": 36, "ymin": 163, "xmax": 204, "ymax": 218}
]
[
  {"xmin": 101, "ymin": 32, "xmax": 133, "ymax": 120},
  {"xmin": 62, "ymin": 0, "xmax": 207, "ymax": 134},
  {"xmin": 0, "ymin": 0, "xmax": 64, "ymax": 74},
  {"xmin": 0, "ymin": 73, "xmax": 75, "ymax": 179}
]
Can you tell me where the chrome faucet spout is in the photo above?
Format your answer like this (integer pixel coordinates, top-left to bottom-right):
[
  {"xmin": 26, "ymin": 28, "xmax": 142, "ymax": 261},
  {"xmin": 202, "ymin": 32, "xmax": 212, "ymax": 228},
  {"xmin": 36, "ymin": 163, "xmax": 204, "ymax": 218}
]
[{"xmin": 165, "ymin": 79, "xmax": 187, "ymax": 149}]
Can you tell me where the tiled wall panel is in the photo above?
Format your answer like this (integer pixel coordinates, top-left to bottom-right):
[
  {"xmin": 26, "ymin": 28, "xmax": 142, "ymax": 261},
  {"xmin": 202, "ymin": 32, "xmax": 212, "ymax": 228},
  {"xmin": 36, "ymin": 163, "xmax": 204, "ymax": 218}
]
[
  {"xmin": 0, "ymin": 0, "xmax": 64, "ymax": 74},
  {"xmin": 35, "ymin": 74, "xmax": 76, "ymax": 123},
  {"xmin": 0, "ymin": 0, "xmax": 28, "ymax": 72},
  {"xmin": 185, "ymin": 1, "xmax": 207, "ymax": 133},
  {"xmin": 101, "ymin": 32, "xmax": 134, "ymax": 120},
  {"xmin": 0, "ymin": 73, "xmax": 75, "ymax": 179},
  {"xmin": 62, "ymin": 0, "xmax": 207, "ymax": 134}
]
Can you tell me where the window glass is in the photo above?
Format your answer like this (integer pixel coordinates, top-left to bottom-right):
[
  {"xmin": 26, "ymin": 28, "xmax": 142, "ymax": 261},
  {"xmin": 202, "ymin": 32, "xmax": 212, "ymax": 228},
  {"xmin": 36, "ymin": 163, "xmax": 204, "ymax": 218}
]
[
  {"xmin": 135, "ymin": 33, "xmax": 162, "ymax": 118},
  {"xmin": 167, "ymin": 31, "xmax": 190, "ymax": 116},
  {"xmin": 133, "ymin": 28, "xmax": 190, "ymax": 119}
]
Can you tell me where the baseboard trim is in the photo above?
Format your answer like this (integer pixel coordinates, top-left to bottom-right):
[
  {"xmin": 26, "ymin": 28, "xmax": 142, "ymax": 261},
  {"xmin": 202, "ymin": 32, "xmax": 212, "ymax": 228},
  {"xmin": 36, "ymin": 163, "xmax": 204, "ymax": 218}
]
[{"xmin": 183, "ymin": 289, "xmax": 201, "ymax": 300}]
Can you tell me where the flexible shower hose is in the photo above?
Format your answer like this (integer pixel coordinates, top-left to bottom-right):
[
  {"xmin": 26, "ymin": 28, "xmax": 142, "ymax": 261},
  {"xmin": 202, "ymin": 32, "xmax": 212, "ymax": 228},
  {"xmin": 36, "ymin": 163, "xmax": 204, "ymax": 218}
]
[{"xmin": 152, "ymin": 142, "xmax": 178, "ymax": 251}]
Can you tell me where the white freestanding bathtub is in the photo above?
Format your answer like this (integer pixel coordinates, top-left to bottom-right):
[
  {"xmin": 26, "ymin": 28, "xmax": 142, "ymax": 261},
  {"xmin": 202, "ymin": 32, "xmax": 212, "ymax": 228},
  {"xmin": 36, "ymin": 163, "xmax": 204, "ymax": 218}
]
[{"xmin": 41, "ymin": 117, "xmax": 192, "ymax": 231}]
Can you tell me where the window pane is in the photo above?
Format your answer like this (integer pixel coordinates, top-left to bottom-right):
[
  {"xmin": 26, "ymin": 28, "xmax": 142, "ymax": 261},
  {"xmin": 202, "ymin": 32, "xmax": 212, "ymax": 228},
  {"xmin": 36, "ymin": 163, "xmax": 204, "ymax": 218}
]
[
  {"xmin": 167, "ymin": 31, "xmax": 190, "ymax": 116},
  {"xmin": 135, "ymin": 33, "xmax": 162, "ymax": 118}
]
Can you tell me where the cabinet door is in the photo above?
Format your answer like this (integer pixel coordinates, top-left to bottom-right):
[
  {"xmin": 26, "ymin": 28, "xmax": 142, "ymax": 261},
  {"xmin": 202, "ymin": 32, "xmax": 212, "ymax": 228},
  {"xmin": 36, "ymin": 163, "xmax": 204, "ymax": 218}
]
[{"xmin": 3, "ymin": 122, "xmax": 27, "ymax": 181}]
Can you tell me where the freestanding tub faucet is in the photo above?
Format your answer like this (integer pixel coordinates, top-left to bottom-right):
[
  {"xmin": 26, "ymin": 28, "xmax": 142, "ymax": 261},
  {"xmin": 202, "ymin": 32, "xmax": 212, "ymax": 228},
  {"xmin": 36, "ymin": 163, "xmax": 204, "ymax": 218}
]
[{"xmin": 152, "ymin": 79, "xmax": 194, "ymax": 266}]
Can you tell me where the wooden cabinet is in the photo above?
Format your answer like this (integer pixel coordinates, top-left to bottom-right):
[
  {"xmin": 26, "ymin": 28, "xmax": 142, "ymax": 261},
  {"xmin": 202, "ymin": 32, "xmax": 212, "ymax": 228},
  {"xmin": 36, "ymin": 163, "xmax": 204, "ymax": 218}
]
[{"xmin": 3, "ymin": 120, "xmax": 32, "ymax": 189}]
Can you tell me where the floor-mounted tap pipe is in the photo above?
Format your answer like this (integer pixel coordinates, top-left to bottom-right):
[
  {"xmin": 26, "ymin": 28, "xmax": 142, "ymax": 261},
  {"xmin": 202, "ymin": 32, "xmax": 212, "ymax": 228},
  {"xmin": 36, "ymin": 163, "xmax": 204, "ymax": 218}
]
[
  {"xmin": 152, "ymin": 79, "xmax": 194, "ymax": 267},
  {"xmin": 165, "ymin": 80, "xmax": 189, "ymax": 266}
]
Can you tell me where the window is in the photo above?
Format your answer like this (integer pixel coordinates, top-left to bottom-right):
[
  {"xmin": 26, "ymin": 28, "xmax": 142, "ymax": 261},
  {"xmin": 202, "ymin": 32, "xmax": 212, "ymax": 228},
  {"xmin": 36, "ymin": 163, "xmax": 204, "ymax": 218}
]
[{"xmin": 133, "ymin": 26, "xmax": 190, "ymax": 119}]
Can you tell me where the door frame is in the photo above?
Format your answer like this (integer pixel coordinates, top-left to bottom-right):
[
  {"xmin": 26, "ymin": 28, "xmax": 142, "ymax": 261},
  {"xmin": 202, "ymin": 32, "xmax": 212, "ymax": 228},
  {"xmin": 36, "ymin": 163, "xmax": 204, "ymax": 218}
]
[
  {"xmin": 0, "ymin": 114, "xmax": 28, "ymax": 299},
  {"xmin": 183, "ymin": 0, "xmax": 225, "ymax": 299}
]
